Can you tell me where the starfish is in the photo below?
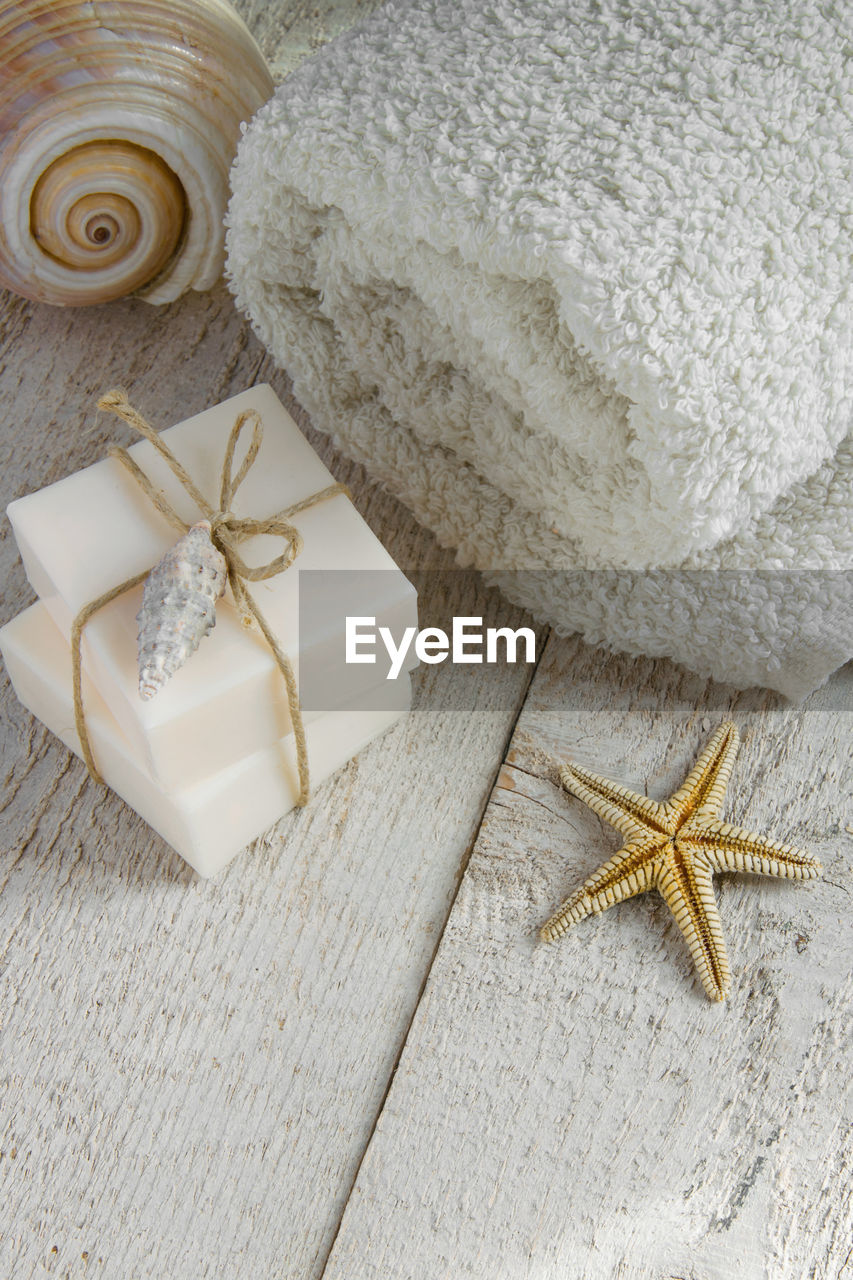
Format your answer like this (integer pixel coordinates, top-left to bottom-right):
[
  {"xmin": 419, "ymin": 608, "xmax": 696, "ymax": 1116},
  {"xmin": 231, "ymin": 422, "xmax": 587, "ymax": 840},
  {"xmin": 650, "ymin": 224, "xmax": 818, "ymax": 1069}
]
[{"xmin": 540, "ymin": 722, "xmax": 821, "ymax": 1000}]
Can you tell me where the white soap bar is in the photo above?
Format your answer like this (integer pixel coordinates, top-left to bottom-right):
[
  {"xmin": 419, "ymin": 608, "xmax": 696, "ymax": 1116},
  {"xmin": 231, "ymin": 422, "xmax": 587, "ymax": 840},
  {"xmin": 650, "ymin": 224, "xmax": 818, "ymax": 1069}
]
[
  {"xmin": 1, "ymin": 603, "xmax": 411, "ymax": 878},
  {"xmin": 7, "ymin": 385, "xmax": 418, "ymax": 792}
]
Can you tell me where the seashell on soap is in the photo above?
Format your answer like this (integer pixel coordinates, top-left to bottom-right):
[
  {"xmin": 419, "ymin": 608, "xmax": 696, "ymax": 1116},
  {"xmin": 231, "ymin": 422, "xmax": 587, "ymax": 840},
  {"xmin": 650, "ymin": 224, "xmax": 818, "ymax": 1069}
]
[
  {"xmin": 0, "ymin": 0, "xmax": 273, "ymax": 307},
  {"xmin": 137, "ymin": 520, "xmax": 227, "ymax": 701}
]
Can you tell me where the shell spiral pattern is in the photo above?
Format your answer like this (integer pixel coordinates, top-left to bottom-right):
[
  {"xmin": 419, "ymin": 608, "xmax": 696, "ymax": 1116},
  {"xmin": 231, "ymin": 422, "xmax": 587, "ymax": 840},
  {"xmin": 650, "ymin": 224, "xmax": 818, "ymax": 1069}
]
[
  {"xmin": 137, "ymin": 520, "xmax": 227, "ymax": 700},
  {"xmin": 0, "ymin": 0, "xmax": 273, "ymax": 306}
]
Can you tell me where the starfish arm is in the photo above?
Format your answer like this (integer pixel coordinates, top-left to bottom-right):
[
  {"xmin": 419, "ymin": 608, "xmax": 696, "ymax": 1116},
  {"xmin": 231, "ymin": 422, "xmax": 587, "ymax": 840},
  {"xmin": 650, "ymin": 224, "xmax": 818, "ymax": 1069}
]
[
  {"xmin": 662, "ymin": 721, "xmax": 740, "ymax": 827},
  {"xmin": 689, "ymin": 820, "xmax": 823, "ymax": 880},
  {"xmin": 559, "ymin": 762, "xmax": 669, "ymax": 841},
  {"xmin": 656, "ymin": 846, "xmax": 732, "ymax": 1001},
  {"xmin": 540, "ymin": 837, "xmax": 666, "ymax": 941}
]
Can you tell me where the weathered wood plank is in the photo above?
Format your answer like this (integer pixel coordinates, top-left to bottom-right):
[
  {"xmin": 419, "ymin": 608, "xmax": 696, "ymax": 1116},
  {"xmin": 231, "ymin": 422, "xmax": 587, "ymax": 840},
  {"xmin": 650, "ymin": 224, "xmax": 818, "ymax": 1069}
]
[
  {"xmin": 236, "ymin": 0, "xmax": 383, "ymax": 79},
  {"xmin": 0, "ymin": 279, "xmax": 543, "ymax": 1279},
  {"xmin": 324, "ymin": 634, "xmax": 853, "ymax": 1280}
]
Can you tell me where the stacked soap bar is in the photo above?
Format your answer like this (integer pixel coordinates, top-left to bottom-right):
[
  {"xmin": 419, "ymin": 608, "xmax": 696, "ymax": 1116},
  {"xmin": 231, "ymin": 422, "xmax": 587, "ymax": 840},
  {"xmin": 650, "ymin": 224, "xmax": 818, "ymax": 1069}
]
[{"xmin": 0, "ymin": 386, "xmax": 418, "ymax": 876}]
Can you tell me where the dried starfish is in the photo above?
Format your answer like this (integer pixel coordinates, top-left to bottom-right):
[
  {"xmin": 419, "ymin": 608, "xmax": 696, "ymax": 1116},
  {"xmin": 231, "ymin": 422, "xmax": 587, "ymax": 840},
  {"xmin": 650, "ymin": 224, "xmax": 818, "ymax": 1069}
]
[{"xmin": 540, "ymin": 722, "xmax": 821, "ymax": 1000}]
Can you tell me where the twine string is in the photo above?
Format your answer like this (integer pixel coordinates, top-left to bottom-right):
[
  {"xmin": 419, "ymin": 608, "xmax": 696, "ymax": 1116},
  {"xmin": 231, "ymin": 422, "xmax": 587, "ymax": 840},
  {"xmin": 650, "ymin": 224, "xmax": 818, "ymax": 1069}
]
[{"xmin": 71, "ymin": 390, "xmax": 349, "ymax": 806}]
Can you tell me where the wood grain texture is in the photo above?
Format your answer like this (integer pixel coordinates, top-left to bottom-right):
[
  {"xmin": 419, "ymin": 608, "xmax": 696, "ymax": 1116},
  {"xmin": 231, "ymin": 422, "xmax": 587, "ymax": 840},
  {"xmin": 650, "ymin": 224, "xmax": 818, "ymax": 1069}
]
[
  {"xmin": 0, "ymin": 279, "xmax": 543, "ymax": 1280},
  {"xmin": 236, "ymin": 0, "xmax": 382, "ymax": 80},
  {"xmin": 324, "ymin": 636, "xmax": 853, "ymax": 1280}
]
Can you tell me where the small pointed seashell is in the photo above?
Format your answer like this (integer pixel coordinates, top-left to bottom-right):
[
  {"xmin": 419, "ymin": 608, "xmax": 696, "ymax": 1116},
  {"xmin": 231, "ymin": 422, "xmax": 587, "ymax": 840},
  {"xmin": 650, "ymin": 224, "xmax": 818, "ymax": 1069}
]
[{"xmin": 137, "ymin": 520, "xmax": 227, "ymax": 701}]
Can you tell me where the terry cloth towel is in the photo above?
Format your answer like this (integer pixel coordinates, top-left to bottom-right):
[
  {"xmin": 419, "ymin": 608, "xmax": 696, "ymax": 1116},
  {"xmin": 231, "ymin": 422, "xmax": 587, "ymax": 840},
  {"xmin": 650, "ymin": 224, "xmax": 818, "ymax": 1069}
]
[{"xmin": 226, "ymin": 0, "xmax": 853, "ymax": 699}]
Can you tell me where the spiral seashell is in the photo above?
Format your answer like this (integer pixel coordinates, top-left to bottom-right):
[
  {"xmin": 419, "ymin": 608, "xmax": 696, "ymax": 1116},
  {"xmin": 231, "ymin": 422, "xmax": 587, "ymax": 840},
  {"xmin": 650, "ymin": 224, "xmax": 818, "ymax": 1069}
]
[
  {"xmin": 137, "ymin": 520, "xmax": 227, "ymax": 700},
  {"xmin": 0, "ymin": 0, "xmax": 273, "ymax": 306}
]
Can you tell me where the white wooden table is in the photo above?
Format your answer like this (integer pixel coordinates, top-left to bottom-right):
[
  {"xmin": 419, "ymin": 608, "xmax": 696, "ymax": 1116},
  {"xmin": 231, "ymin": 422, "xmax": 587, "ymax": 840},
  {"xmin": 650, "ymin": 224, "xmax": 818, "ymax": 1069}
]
[{"xmin": 1, "ymin": 6, "xmax": 850, "ymax": 1278}]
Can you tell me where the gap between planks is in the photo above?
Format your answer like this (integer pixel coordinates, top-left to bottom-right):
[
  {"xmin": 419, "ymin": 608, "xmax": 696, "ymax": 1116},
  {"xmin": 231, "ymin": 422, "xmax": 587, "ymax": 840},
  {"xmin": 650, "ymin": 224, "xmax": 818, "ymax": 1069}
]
[{"xmin": 315, "ymin": 623, "xmax": 551, "ymax": 1279}]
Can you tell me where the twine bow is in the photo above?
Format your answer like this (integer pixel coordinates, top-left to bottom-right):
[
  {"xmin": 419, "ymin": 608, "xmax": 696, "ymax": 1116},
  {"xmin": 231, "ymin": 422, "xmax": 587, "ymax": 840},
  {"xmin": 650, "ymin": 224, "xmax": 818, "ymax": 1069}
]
[{"xmin": 71, "ymin": 391, "xmax": 349, "ymax": 806}]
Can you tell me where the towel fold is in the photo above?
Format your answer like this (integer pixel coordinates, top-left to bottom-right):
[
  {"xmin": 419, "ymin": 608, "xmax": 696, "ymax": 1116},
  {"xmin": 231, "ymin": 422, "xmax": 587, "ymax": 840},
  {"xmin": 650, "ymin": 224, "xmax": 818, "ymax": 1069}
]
[{"xmin": 226, "ymin": 0, "xmax": 853, "ymax": 697}]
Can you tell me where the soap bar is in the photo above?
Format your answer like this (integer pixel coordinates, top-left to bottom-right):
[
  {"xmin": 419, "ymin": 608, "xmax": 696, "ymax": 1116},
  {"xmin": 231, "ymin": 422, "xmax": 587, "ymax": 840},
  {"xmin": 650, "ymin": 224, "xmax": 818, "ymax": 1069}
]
[
  {"xmin": 7, "ymin": 385, "xmax": 418, "ymax": 791},
  {"xmin": 0, "ymin": 603, "xmax": 411, "ymax": 878}
]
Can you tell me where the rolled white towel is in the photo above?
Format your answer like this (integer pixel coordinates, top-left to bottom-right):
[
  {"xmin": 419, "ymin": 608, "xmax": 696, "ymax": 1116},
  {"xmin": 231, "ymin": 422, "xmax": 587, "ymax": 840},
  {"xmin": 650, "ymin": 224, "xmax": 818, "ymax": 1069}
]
[{"xmin": 227, "ymin": 0, "xmax": 853, "ymax": 697}]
